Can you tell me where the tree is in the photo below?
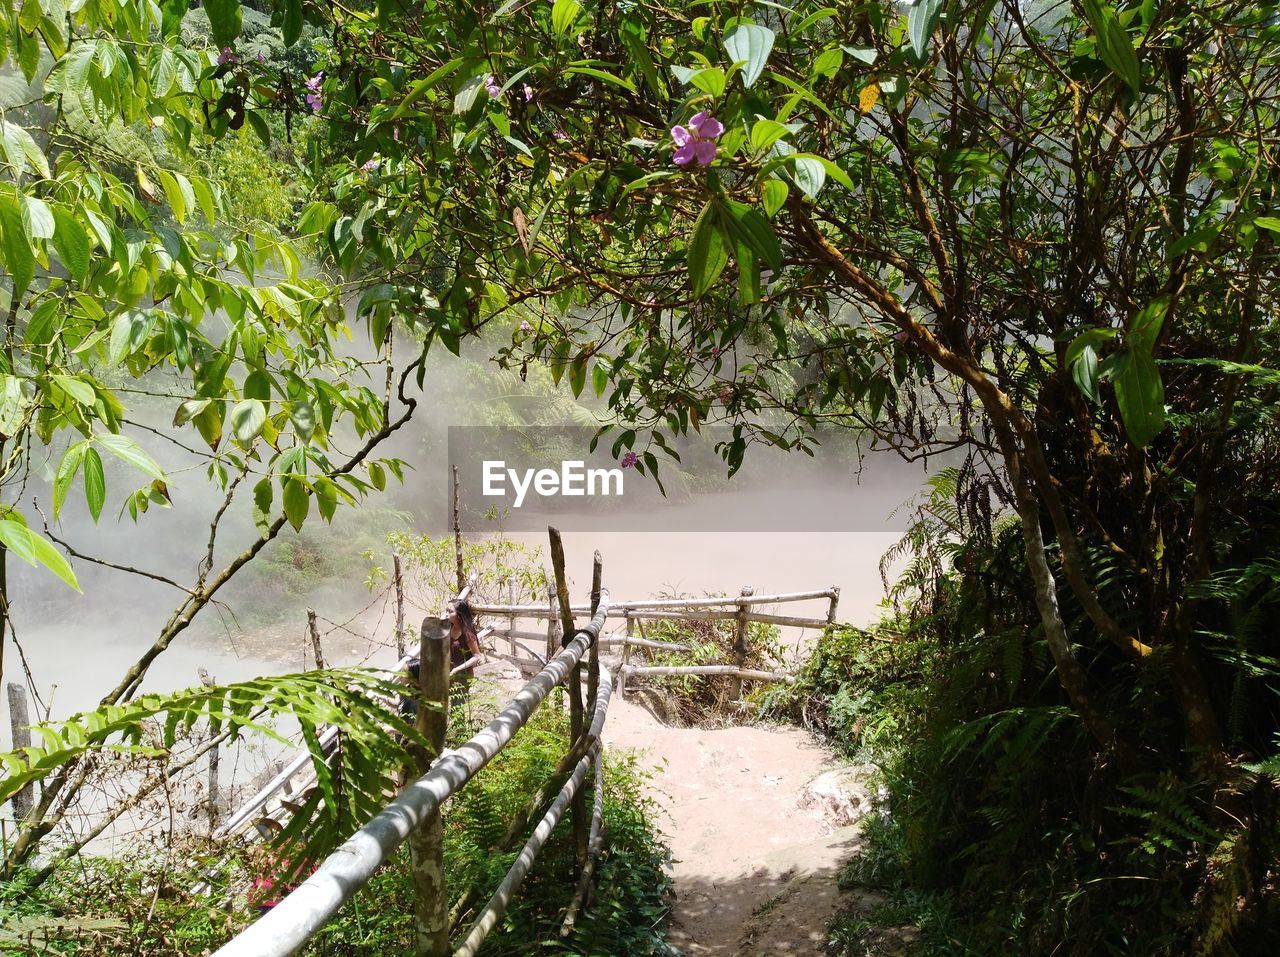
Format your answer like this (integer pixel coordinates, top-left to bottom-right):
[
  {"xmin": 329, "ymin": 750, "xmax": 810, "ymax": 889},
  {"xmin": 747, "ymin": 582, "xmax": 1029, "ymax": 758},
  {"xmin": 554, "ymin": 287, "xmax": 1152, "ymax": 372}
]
[
  {"xmin": 303, "ymin": 0, "xmax": 1279, "ymax": 774},
  {"xmin": 0, "ymin": 0, "xmax": 416, "ymax": 878}
]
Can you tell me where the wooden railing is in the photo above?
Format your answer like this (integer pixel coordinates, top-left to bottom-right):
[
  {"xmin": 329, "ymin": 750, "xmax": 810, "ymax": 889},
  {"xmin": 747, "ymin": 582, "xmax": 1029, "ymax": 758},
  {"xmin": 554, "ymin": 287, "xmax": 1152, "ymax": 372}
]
[
  {"xmin": 473, "ymin": 585, "xmax": 840, "ymax": 700},
  {"xmin": 212, "ymin": 573, "xmax": 612, "ymax": 957}
]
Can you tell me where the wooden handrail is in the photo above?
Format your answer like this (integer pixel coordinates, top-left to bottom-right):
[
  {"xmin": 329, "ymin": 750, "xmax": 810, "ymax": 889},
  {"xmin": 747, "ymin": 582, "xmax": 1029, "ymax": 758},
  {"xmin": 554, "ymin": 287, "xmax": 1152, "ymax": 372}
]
[{"xmin": 211, "ymin": 595, "xmax": 609, "ymax": 957}]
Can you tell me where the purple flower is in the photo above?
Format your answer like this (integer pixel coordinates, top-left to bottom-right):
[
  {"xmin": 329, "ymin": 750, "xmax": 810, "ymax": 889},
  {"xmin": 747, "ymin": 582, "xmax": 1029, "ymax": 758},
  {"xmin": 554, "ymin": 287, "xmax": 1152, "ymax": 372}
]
[
  {"xmin": 523, "ymin": 83, "xmax": 534, "ymax": 102},
  {"xmin": 672, "ymin": 111, "xmax": 724, "ymax": 167},
  {"xmin": 361, "ymin": 159, "xmax": 378, "ymax": 173},
  {"xmin": 620, "ymin": 451, "xmax": 639, "ymax": 469},
  {"xmin": 256, "ymin": 53, "xmax": 267, "ymax": 64},
  {"xmin": 305, "ymin": 93, "xmax": 322, "ymax": 112},
  {"xmin": 305, "ymin": 72, "xmax": 323, "ymax": 92},
  {"xmin": 553, "ymin": 129, "xmax": 569, "ymax": 142},
  {"xmin": 485, "ymin": 74, "xmax": 502, "ymax": 98},
  {"xmin": 719, "ymin": 388, "xmax": 733, "ymax": 404},
  {"xmin": 893, "ymin": 329, "xmax": 909, "ymax": 343},
  {"xmin": 518, "ymin": 320, "xmax": 533, "ymax": 333},
  {"xmin": 218, "ymin": 47, "xmax": 237, "ymax": 65}
]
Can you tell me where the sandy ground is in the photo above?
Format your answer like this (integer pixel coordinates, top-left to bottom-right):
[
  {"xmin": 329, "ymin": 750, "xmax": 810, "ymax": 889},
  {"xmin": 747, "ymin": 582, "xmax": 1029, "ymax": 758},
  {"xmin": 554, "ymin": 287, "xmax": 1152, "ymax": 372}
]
[{"xmin": 603, "ymin": 694, "xmax": 866, "ymax": 956}]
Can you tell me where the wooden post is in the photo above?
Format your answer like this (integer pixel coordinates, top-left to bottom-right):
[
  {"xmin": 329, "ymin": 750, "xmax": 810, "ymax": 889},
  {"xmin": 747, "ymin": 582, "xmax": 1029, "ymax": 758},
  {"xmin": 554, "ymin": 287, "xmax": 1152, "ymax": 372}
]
[
  {"xmin": 547, "ymin": 527, "xmax": 587, "ymax": 868},
  {"xmin": 827, "ymin": 586, "xmax": 841, "ymax": 626},
  {"xmin": 198, "ymin": 669, "xmax": 220, "ymax": 833},
  {"xmin": 452, "ymin": 465, "xmax": 465, "ymax": 593},
  {"xmin": 586, "ymin": 551, "xmax": 602, "ymax": 716},
  {"xmin": 307, "ymin": 609, "xmax": 326, "ymax": 670},
  {"xmin": 6, "ymin": 682, "xmax": 32, "ymax": 821},
  {"xmin": 409, "ymin": 615, "xmax": 450, "ymax": 957},
  {"xmin": 545, "ymin": 573, "xmax": 557, "ymax": 663},
  {"xmin": 618, "ymin": 612, "xmax": 633, "ymax": 700},
  {"xmin": 729, "ymin": 585, "xmax": 754, "ymax": 702},
  {"xmin": 506, "ymin": 577, "xmax": 517, "ymax": 656},
  {"xmin": 394, "ymin": 554, "xmax": 407, "ymax": 658}
]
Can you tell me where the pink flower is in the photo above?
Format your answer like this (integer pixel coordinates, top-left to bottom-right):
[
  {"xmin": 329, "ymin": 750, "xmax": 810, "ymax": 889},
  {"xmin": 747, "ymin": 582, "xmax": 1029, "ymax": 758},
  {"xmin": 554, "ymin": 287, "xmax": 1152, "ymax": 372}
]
[
  {"xmin": 361, "ymin": 159, "xmax": 378, "ymax": 173},
  {"xmin": 304, "ymin": 72, "xmax": 323, "ymax": 112},
  {"xmin": 523, "ymin": 84, "xmax": 534, "ymax": 102},
  {"xmin": 485, "ymin": 74, "xmax": 502, "ymax": 98},
  {"xmin": 518, "ymin": 320, "xmax": 533, "ymax": 333},
  {"xmin": 672, "ymin": 111, "xmax": 724, "ymax": 167},
  {"xmin": 620, "ymin": 451, "xmax": 639, "ymax": 469},
  {"xmin": 218, "ymin": 47, "xmax": 237, "ymax": 65},
  {"xmin": 553, "ymin": 129, "xmax": 568, "ymax": 142},
  {"xmin": 719, "ymin": 388, "xmax": 733, "ymax": 404}
]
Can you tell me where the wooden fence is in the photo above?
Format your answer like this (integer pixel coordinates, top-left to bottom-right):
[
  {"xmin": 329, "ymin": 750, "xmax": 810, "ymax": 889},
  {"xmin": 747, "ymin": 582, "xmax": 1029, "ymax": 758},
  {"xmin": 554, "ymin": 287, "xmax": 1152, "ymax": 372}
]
[
  {"xmin": 472, "ymin": 585, "xmax": 839, "ymax": 701},
  {"xmin": 212, "ymin": 550, "xmax": 612, "ymax": 957}
]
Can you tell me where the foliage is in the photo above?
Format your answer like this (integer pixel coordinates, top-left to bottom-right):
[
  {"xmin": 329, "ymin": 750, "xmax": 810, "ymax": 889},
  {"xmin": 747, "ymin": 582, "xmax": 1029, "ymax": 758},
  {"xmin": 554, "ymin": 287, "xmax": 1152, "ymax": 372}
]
[
  {"xmin": 787, "ymin": 502, "xmax": 1280, "ymax": 954},
  {"xmin": 625, "ymin": 604, "xmax": 781, "ymax": 725},
  {"xmin": 0, "ymin": 709, "xmax": 671, "ymax": 956},
  {"xmin": 0, "ymin": 668, "xmax": 427, "ymax": 870}
]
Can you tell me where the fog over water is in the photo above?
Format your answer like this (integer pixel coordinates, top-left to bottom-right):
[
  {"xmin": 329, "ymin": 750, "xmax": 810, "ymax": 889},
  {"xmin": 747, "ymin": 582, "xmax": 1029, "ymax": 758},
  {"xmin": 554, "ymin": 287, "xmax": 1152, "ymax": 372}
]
[{"xmin": 1, "ymin": 331, "xmax": 942, "ymax": 739}]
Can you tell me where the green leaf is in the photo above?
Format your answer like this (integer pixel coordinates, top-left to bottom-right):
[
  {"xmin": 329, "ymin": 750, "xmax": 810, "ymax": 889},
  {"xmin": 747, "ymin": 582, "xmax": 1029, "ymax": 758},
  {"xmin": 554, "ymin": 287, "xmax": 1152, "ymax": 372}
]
[
  {"xmin": 718, "ymin": 197, "xmax": 782, "ymax": 272},
  {"xmin": 907, "ymin": 0, "xmax": 945, "ymax": 62},
  {"xmin": 313, "ymin": 477, "xmax": 338, "ymax": 522},
  {"xmin": 173, "ymin": 398, "xmax": 210, "ymax": 427},
  {"xmin": 551, "ymin": 0, "xmax": 581, "ymax": 36},
  {"xmin": 283, "ymin": 476, "xmax": 309, "ymax": 532},
  {"xmin": 82, "ymin": 447, "xmax": 105, "ymax": 523},
  {"xmin": 592, "ymin": 362, "xmax": 608, "ymax": 398},
  {"xmin": 1071, "ymin": 344, "xmax": 1101, "ymax": 403},
  {"xmin": 0, "ymin": 520, "xmax": 79, "ymax": 591},
  {"xmin": 290, "ymin": 400, "xmax": 316, "ymax": 441},
  {"xmin": 53, "ymin": 442, "xmax": 87, "ymax": 519},
  {"xmin": 1128, "ymin": 298, "xmax": 1168, "ymax": 354},
  {"xmin": 205, "ymin": 0, "xmax": 243, "ymax": 48},
  {"xmin": 723, "ymin": 23, "xmax": 774, "ymax": 88},
  {"xmin": 1255, "ymin": 216, "xmax": 1280, "ymax": 233},
  {"xmin": 1113, "ymin": 348, "xmax": 1166, "ymax": 447},
  {"xmin": 51, "ymin": 208, "xmax": 90, "ymax": 283},
  {"xmin": 230, "ymin": 399, "xmax": 267, "ymax": 447},
  {"xmin": 687, "ymin": 201, "xmax": 730, "ymax": 298},
  {"xmin": 1064, "ymin": 327, "xmax": 1118, "ymax": 369},
  {"xmin": 749, "ymin": 119, "xmax": 789, "ymax": 154},
  {"xmin": 562, "ymin": 66, "xmax": 636, "ymax": 93},
  {"xmin": 51, "ymin": 374, "xmax": 95, "ymax": 407},
  {"xmin": 281, "ymin": 0, "xmax": 304, "ymax": 45},
  {"xmin": 761, "ymin": 179, "xmax": 788, "ymax": 218},
  {"xmin": 97, "ymin": 433, "xmax": 166, "ymax": 481},
  {"xmin": 0, "ymin": 194, "xmax": 34, "ymax": 303},
  {"xmin": 1080, "ymin": 0, "xmax": 1141, "ymax": 96},
  {"xmin": 22, "ymin": 196, "xmax": 54, "ymax": 239}
]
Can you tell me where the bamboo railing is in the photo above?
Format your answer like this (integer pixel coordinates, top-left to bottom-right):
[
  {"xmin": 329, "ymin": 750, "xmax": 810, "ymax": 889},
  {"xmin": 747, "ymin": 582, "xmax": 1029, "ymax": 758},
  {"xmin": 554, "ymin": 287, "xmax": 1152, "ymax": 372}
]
[
  {"xmin": 478, "ymin": 585, "xmax": 839, "ymax": 698},
  {"xmin": 212, "ymin": 582, "xmax": 613, "ymax": 957}
]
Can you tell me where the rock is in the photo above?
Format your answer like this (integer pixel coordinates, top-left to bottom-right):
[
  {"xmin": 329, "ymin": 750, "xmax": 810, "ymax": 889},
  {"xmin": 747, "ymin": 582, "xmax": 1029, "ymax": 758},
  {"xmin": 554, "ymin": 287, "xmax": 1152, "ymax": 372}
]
[{"xmin": 798, "ymin": 766, "xmax": 875, "ymax": 828}]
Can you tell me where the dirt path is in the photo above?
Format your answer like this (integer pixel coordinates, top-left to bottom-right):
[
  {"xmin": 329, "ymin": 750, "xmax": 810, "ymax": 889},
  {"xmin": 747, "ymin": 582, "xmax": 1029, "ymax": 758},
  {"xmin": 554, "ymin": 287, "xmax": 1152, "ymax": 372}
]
[{"xmin": 603, "ymin": 695, "xmax": 867, "ymax": 956}]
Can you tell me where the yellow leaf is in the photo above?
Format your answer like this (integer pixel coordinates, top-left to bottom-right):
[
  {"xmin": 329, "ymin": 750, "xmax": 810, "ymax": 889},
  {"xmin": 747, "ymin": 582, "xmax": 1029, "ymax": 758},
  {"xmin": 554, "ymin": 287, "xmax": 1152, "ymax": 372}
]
[
  {"xmin": 859, "ymin": 82, "xmax": 881, "ymax": 114},
  {"xmin": 136, "ymin": 164, "xmax": 161, "ymax": 204}
]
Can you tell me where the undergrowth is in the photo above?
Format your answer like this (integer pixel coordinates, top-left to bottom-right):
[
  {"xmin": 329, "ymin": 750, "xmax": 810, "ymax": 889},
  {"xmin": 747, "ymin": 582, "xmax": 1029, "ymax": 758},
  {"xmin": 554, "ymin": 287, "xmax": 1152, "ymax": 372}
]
[
  {"xmin": 623, "ymin": 600, "xmax": 782, "ymax": 726},
  {"xmin": 0, "ymin": 704, "xmax": 670, "ymax": 956}
]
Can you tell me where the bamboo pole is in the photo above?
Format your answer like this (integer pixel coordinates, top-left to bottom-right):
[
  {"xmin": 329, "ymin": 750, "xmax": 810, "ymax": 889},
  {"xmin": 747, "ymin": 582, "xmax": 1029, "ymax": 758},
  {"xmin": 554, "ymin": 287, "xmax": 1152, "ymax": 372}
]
[
  {"xmin": 547, "ymin": 527, "xmax": 586, "ymax": 871},
  {"xmin": 454, "ymin": 745, "xmax": 598, "ymax": 957},
  {"xmin": 618, "ymin": 612, "xmax": 633, "ymax": 700},
  {"xmin": 467, "ymin": 588, "xmax": 838, "ymax": 616},
  {"xmin": 560, "ymin": 751, "xmax": 605, "ymax": 937},
  {"xmin": 5, "ymin": 682, "xmax": 32, "ymax": 821},
  {"xmin": 198, "ymin": 668, "xmax": 220, "ymax": 833},
  {"xmin": 506, "ymin": 577, "xmax": 517, "ymax": 655},
  {"xmin": 544, "ymin": 574, "xmax": 557, "ymax": 662},
  {"xmin": 600, "ymin": 634, "xmax": 695, "ymax": 653},
  {"xmin": 579, "ymin": 550, "xmax": 602, "ymax": 870},
  {"xmin": 394, "ymin": 554, "xmax": 407, "ymax": 657},
  {"xmin": 213, "ymin": 602, "xmax": 611, "ymax": 957},
  {"xmin": 621, "ymin": 664, "xmax": 795, "ymax": 683},
  {"xmin": 730, "ymin": 586, "xmax": 754, "ymax": 701},
  {"xmin": 307, "ymin": 609, "xmax": 326, "ymax": 671},
  {"xmin": 827, "ymin": 585, "xmax": 841, "ymax": 625},
  {"xmin": 410, "ymin": 615, "xmax": 451, "ymax": 957},
  {"xmin": 452, "ymin": 465, "xmax": 465, "ymax": 594}
]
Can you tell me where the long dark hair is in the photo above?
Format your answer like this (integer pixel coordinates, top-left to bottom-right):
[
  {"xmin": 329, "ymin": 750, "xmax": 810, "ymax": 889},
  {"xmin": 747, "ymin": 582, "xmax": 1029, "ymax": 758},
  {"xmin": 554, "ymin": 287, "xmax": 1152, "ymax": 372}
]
[{"xmin": 451, "ymin": 598, "xmax": 479, "ymax": 647}]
